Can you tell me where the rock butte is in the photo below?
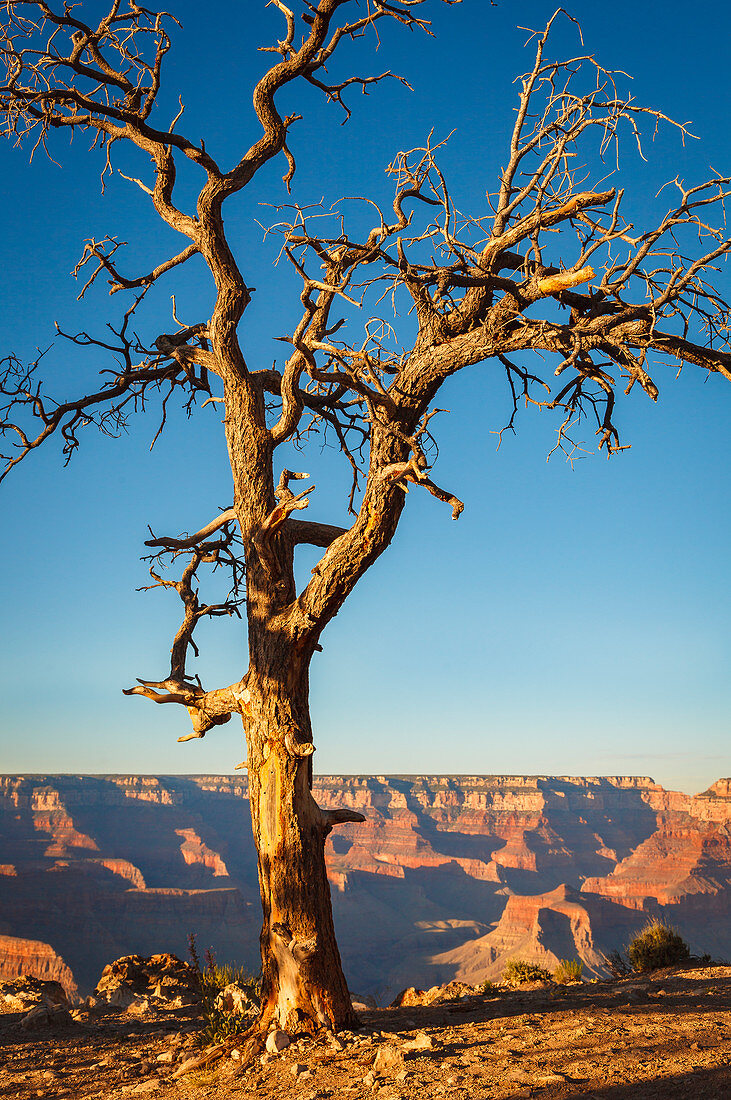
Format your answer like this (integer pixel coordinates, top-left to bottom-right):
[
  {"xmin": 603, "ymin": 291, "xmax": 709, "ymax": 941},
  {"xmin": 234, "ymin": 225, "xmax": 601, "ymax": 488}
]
[{"xmin": 1, "ymin": 774, "xmax": 730, "ymax": 1003}]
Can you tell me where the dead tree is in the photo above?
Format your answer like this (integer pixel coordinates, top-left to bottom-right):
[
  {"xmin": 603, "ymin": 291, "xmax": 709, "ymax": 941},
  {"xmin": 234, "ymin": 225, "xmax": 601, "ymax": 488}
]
[{"xmin": 2, "ymin": 1, "xmax": 731, "ymax": 1034}]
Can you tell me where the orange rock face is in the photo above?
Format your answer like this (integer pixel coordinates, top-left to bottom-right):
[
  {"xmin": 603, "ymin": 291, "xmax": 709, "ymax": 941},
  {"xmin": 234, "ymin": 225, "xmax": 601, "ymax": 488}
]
[
  {"xmin": 1, "ymin": 774, "xmax": 730, "ymax": 1002},
  {"xmin": 0, "ymin": 935, "xmax": 78, "ymax": 1000}
]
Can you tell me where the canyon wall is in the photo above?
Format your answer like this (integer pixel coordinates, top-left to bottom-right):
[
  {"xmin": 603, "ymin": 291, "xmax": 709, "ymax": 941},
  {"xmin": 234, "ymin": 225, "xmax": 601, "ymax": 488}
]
[{"xmin": 1, "ymin": 774, "xmax": 729, "ymax": 1003}]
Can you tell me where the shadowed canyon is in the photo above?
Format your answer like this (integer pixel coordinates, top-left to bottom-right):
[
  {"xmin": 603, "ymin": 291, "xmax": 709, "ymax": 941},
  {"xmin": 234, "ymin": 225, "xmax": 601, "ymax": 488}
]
[{"xmin": 1, "ymin": 774, "xmax": 730, "ymax": 1004}]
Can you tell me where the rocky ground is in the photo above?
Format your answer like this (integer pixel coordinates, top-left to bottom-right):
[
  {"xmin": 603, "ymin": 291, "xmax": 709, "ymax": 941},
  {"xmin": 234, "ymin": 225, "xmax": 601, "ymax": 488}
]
[{"xmin": 2, "ymin": 965, "xmax": 731, "ymax": 1099}]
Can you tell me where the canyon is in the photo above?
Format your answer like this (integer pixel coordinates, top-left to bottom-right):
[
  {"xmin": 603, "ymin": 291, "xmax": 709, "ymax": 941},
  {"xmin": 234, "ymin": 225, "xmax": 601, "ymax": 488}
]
[{"xmin": 1, "ymin": 774, "xmax": 730, "ymax": 1004}]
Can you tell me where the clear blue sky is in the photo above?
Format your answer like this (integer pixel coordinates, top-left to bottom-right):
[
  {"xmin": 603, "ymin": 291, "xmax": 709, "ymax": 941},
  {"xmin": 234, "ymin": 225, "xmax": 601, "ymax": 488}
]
[{"xmin": 1, "ymin": 1, "xmax": 729, "ymax": 794}]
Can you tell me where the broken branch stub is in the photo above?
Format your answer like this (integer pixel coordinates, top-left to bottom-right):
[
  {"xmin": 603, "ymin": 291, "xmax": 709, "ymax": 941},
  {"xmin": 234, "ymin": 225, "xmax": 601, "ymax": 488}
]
[{"xmin": 284, "ymin": 728, "xmax": 315, "ymax": 758}]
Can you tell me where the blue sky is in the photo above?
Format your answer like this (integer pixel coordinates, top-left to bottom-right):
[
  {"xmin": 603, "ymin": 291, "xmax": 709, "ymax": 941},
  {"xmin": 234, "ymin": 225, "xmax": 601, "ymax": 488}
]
[{"xmin": 1, "ymin": 0, "xmax": 729, "ymax": 794}]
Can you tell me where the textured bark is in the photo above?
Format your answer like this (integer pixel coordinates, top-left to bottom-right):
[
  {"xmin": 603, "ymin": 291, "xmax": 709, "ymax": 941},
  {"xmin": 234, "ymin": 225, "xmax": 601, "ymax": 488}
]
[{"xmin": 244, "ymin": 666, "xmax": 357, "ymax": 1031}]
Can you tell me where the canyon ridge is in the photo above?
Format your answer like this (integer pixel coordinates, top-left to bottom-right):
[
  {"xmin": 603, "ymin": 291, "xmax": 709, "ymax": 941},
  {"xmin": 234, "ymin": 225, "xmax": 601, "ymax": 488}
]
[{"xmin": 1, "ymin": 774, "xmax": 730, "ymax": 1003}]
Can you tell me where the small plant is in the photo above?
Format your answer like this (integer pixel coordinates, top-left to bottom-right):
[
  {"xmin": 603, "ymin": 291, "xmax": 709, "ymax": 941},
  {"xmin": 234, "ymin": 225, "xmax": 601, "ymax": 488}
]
[
  {"xmin": 553, "ymin": 958, "xmax": 584, "ymax": 984},
  {"xmin": 188, "ymin": 931, "xmax": 203, "ymax": 986},
  {"xmin": 502, "ymin": 959, "xmax": 553, "ymax": 985},
  {"xmin": 480, "ymin": 980, "xmax": 497, "ymax": 994},
  {"xmin": 188, "ymin": 935, "xmax": 260, "ymax": 1045},
  {"xmin": 605, "ymin": 949, "xmax": 632, "ymax": 978},
  {"xmin": 627, "ymin": 920, "xmax": 690, "ymax": 973}
]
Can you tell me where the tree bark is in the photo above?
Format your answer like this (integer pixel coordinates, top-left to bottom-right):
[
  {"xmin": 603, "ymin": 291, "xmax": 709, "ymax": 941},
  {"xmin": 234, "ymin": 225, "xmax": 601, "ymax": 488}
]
[
  {"xmin": 222, "ymin": 364, "xmax": 360, "ymax": 1032},
  {"xmin": 244, "ymin": 657, "xmax": 358, "ymax": 1033}
]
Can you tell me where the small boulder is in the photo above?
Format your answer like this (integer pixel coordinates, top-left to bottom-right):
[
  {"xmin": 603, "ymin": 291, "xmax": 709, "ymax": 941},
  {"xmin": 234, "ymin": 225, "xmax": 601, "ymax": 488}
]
[
  {"xmin": 21, "ymin": 1003, "xmax": 74, "ymax": 1030},
  {"xmin": 0, "ymin": 976, "xmax": 70, "ymax": 1012},
  {"xmin": 266, "ymin": 1029, "xmax": 291, "ymax": 1053},
  {"xmin": 373, "ymin": 1045, "xmax": 404, "ymax": 1076},
  {"xmin": 402, "ymin": 1030, "xmax": 435, "ymax": 1052},
  {"xmin": 389, "ymin": 987, "xmax": 427, "ymax": 1008},
  {"xmin": 392, "ymin": 981, "xmax": 474, "ymax": 1008},
  {"xmin": 93, "ymin": 953, "xmax": 200, "ymax": 1010}
]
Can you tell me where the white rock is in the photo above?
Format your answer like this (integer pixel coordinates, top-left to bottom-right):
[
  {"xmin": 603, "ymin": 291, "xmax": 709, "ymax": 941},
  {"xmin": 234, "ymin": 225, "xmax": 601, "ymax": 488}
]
[
  {"xmin": 155, "ymin": 1051, "xmax": 173, "ymax": 1063},
  {"xmin": 266, "ymin": 1028, "xmax": 291, "ymax": 1053}
]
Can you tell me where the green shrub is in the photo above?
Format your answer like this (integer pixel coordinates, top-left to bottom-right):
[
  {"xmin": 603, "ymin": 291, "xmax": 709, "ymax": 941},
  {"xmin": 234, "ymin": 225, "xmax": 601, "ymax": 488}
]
[
  {"xmin": 553, "ymin": 958, "xmax": 584, "ymax": 984},
  {"xmin": 188, "ymin": 934, "xmax": 260, "ymax": 1045},
  {"xmin": 627, "ymin": 920, "xmax": 690, "ymax": 973},
  {"xmin": 480, "ymin": 979, "xmax": 497, "ymax": 994},
  {"xmin": 502, "ymin": 959, "xmax": 553, "ymax": 985}
]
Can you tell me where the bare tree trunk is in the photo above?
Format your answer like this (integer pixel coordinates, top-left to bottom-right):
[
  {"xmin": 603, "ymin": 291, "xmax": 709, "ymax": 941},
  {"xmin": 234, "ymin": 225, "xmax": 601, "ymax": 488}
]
[
  {"xmin": 221, "ymin": 377, "xmax": 358, "ymax": 1031},
  {"xmin": 244, "ymin": 656, "xmax": 357, "ymax": 1033}
]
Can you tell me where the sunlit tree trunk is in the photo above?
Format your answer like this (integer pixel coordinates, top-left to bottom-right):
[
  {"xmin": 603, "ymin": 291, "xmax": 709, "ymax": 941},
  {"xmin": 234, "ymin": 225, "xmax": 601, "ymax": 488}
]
[{"xmin": 244, "ymin": 660, "xmax": 358, "ymax": 1032}]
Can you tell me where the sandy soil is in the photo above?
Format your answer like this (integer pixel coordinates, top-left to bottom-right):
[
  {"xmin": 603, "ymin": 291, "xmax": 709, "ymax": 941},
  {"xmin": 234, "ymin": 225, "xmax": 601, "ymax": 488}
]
[{"xmin": 2, "ymin": 966, "xmax": 730, "ymax": 1099}]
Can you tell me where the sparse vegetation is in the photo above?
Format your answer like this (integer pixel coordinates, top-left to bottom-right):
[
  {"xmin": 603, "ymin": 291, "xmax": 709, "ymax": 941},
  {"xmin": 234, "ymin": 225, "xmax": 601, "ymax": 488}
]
[
  {"xmin": 480, "ymin": 980, "xmax": 497, "ymax": 994},
  {"xmin": 503, "ymin": 960, "xmax": 553, "ymax": 985},
  {"xmin": 188, "ymin": 935, "xmax": 259, "ymax": 1045},
  {"xmin": 605, "ymin": 948, "xmax": 633, "ymax": 978},
  {"xmin": 627, "ymin": 920, "xmax": 690, "ymax": 972},
  {"xmin": 554, "ymin": 959, "xmax": 584, "ymax": 984}
]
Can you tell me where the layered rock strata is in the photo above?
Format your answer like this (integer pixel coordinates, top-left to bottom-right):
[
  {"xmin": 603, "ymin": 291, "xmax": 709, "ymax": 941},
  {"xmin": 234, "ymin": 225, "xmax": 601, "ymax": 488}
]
[{"xmin": 1, "ymin": 774, "xmax": 730, "ymax": 1002}]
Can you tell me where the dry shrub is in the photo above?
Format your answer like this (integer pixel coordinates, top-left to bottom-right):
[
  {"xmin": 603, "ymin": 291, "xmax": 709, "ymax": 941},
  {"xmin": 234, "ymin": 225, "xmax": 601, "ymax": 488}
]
[
  {"xmin": 503, "ymin": 959, "xmax": 552, "ymax": 985},
  {"xmin": 627, "ymin": 920, "xmax": 690, "ymax": 972},
  {"xmin": 554, "ymin": 958, "xmax": 584, "ymax": 984}
]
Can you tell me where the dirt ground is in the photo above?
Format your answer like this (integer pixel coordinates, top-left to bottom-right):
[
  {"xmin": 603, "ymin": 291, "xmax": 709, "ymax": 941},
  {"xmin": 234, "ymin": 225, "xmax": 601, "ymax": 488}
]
[{"xmin": 2, "ymin": 966, "xmax": 730, "ymax": 1099}]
